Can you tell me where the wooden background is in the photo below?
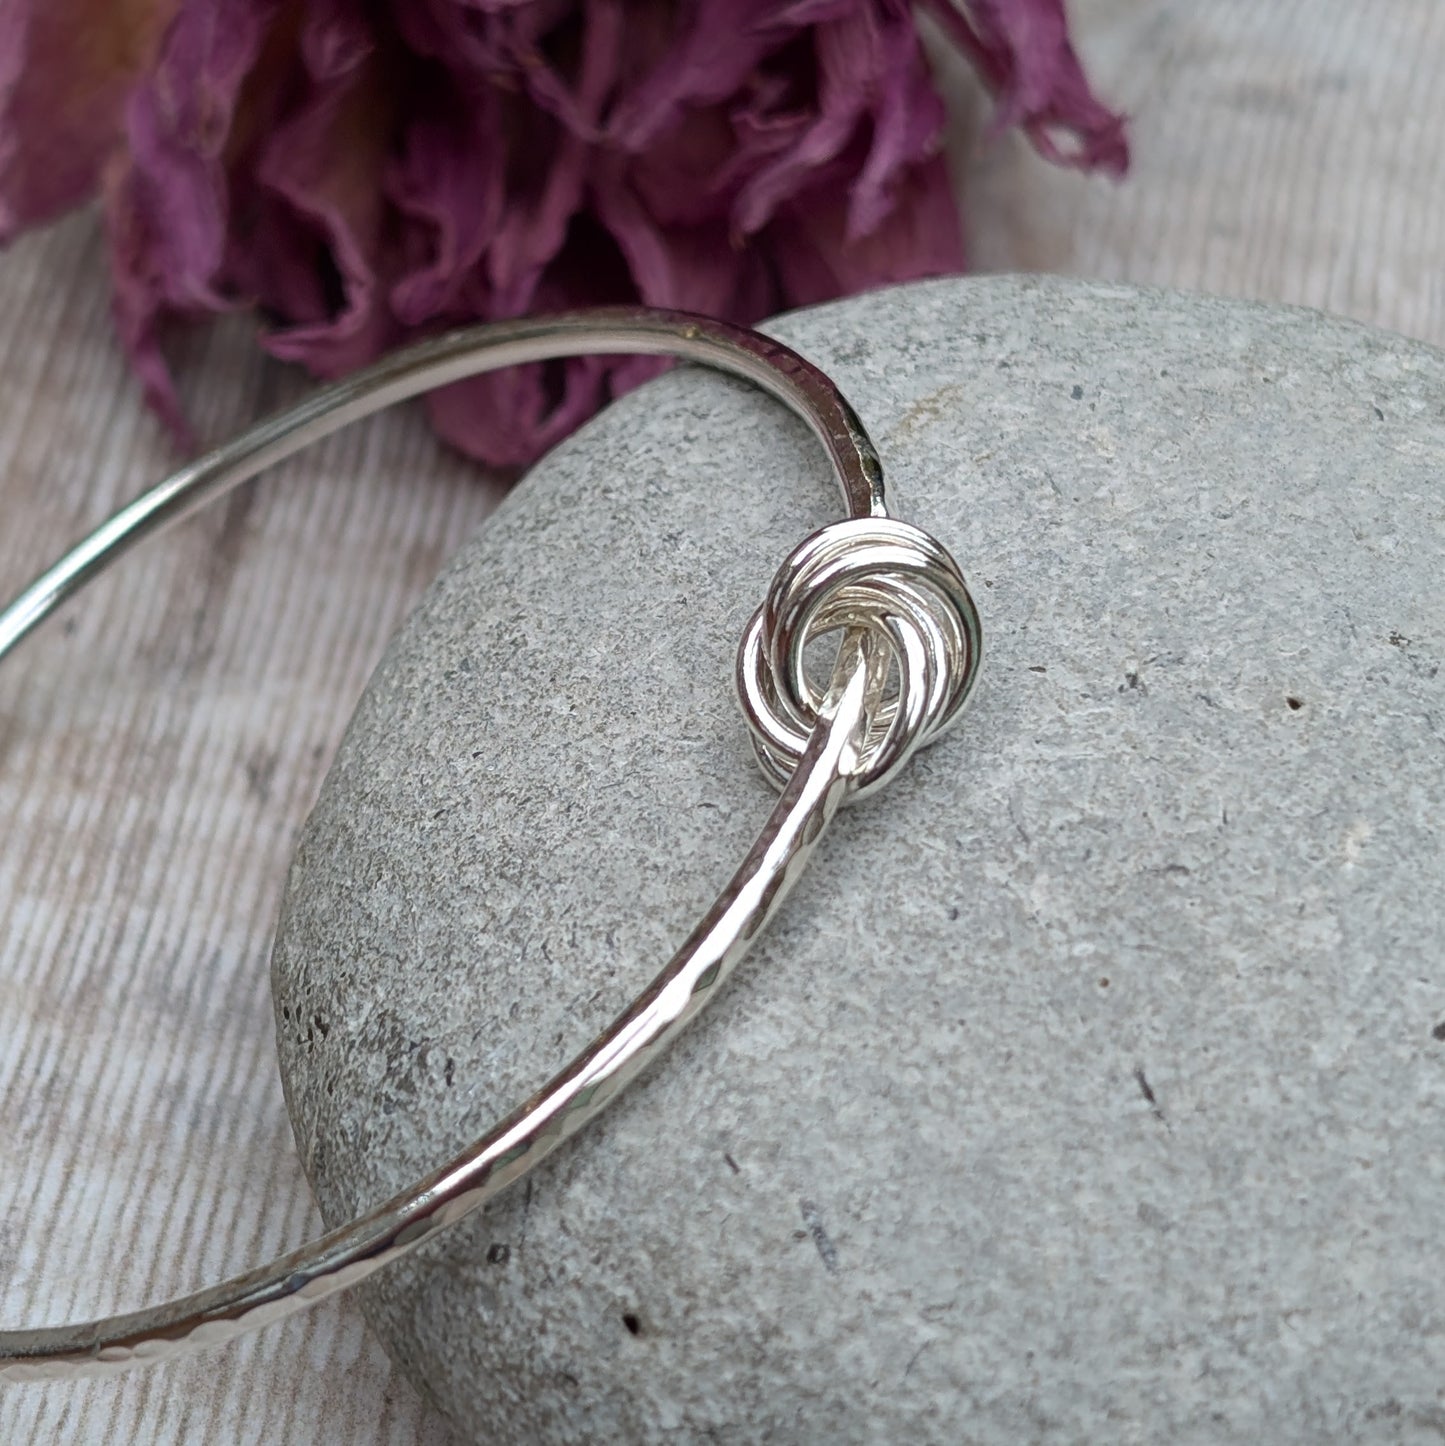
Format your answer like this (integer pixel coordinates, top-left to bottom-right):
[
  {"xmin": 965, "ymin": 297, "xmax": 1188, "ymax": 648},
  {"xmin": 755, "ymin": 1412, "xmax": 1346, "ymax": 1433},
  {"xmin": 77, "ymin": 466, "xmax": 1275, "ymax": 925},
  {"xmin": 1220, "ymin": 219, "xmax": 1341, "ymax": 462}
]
[{"xmin": 3, "ymin": 3, "xmax": 1444, "ymax": 1440}]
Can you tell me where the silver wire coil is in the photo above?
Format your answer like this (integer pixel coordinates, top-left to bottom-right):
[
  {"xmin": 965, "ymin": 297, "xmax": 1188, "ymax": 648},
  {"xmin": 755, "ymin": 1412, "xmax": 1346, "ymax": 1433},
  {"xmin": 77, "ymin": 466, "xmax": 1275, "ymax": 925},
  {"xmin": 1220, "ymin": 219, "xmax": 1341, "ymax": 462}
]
[{"xmin": 737, "ymin": 516, "xmax": 981, "ymax": 799}]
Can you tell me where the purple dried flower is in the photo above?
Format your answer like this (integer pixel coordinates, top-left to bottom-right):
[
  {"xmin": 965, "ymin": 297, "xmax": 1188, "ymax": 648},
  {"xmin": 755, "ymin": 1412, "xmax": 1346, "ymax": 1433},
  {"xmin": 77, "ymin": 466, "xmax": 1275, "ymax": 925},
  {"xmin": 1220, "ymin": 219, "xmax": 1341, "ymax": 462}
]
[
  {"xmin": 1, "ymin": 0, "xmax": 1127, "ymax": 470},
  {"xmin": 0, "ymin": 0, "xmax": 180, "ymax": 238}
]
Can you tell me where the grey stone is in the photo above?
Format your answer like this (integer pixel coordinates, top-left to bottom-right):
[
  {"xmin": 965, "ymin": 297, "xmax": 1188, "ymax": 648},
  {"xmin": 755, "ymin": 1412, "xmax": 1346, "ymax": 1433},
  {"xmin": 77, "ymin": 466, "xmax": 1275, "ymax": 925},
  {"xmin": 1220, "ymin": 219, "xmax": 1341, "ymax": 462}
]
[{"xmin": 272, "ymin": 278, "xmax": 1445, "ymax": 1444}]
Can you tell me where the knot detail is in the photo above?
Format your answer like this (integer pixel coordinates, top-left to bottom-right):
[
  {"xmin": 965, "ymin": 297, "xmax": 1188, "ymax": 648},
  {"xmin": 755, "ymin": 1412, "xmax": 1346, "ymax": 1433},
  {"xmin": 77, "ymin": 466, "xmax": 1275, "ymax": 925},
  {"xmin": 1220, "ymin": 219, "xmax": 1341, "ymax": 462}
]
[{"xmin": 736, "ymin": 516, "xmax": 982, "ymax": 799}]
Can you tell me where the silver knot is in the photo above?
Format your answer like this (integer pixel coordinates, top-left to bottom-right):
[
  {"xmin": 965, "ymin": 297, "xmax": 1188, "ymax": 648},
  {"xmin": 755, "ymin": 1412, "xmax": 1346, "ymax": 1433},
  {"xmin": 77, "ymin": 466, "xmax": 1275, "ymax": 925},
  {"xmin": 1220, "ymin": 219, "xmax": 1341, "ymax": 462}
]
[{"xmin": 736, "ymin": 516, "xmax": 982, "ymax": 799}]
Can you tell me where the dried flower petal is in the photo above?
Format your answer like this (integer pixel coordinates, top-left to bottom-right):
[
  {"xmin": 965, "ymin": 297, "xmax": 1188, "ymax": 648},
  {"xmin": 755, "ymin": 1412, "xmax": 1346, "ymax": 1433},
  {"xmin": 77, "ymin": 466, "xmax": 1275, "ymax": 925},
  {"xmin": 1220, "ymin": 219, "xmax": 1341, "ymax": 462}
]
[
  {"xmin": 107, "ymin": 0, "xmax": 284, "ymax": 436},
  {"xmin": 921, "ymin": 0, "xmax": 1129, "ymax": 172},
  {"xmin": 772, "ymin": 153, "xmax": 965, "ymax": 307},
  {"xmin": 251, "ymin": 0, "xmax": 399, "ymax": 376},
  {"xmin": 0, "ymin": 0, "xmax": 178, "ymax": 241},
  {"xmin": 4, "ymin": 0, "xmax": 1128, "ymax": 469}
]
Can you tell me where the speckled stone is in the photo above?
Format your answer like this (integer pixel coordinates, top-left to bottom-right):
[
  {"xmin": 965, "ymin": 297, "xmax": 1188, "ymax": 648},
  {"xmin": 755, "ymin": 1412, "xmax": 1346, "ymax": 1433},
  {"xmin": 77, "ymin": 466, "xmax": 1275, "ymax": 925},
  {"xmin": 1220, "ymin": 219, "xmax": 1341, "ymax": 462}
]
[{"xmin": 272, "ymin": 278, "xmax": 1445, "ymax": 1444}]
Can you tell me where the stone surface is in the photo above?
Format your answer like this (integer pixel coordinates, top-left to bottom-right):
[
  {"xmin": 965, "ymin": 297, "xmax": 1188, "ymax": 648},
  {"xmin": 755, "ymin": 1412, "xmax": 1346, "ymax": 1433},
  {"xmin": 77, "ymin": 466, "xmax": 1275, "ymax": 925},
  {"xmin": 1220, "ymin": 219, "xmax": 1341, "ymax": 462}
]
[{"xmin": 272, "ymin": 278, "xmax": 1445, "ymax": 1443}]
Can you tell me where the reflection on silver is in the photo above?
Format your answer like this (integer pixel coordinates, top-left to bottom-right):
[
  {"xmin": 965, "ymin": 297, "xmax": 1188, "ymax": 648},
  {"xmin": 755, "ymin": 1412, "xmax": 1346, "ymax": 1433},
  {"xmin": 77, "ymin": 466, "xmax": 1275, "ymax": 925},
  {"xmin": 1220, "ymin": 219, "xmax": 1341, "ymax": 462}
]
[
  {"xmin": 0, "ymin": 307, "xmax": 980, "ymax": 1380},
  {"xmin": 737, "ymin": 515, "xmax": 980, "ymax": 798}
]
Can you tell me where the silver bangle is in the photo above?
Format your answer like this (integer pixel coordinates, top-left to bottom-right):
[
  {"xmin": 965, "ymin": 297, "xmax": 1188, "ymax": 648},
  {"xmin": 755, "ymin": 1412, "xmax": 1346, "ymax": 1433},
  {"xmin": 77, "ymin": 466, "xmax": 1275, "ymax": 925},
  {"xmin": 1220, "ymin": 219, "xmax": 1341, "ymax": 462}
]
[{"xmin": 0, "ymin": 308, "xmax": 981, "ymax": 1381}]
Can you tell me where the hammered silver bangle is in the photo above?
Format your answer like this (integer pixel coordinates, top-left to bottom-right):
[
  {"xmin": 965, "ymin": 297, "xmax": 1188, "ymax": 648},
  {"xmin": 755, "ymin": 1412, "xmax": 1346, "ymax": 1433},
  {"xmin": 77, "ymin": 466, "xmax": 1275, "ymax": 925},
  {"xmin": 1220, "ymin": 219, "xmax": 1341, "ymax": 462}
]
[{"xmin": 0, "ymin": 308, "xmax": 981, "ymax": 1381}]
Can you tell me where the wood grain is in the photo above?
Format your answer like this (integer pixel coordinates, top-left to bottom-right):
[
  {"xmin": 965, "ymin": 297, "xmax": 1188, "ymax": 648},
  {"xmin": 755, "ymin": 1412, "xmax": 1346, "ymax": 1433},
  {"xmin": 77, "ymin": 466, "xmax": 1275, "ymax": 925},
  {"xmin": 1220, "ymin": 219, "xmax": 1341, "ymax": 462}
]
[
  {"xmin": 956, "ymin": 0, "xmax": 1445, "ymax": 347},
  {"xmin": 2, "ymin": 3, "xmax": 1443, "ymax": 1439},
  {"xmin": 0, "ymin": 215, "xmax": 494, "ymax": 1442}
]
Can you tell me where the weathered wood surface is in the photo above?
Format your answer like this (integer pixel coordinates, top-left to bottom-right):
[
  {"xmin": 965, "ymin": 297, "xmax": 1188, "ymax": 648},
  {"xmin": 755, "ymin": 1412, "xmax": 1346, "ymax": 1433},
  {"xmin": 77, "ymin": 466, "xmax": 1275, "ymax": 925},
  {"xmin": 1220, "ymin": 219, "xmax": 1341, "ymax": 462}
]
[
  {"xmin": 0, "ymin": 217, "xmax": 492, "ymax": 1441},
  {"xmin": 3, "ymin": 3, "xmax": 1442, "ymax": 1439},
  {"xmin": 960, "ymin": 0, "xmax": 1445, "ymax": 342}
]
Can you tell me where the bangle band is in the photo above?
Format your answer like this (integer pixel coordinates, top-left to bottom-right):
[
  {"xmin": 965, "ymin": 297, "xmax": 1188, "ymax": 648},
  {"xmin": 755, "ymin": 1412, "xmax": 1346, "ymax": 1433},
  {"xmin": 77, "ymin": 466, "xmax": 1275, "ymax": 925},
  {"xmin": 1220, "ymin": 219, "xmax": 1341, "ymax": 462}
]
[{"xmin": 0, "ymin": 308, "xmax": 981, "ymax": 1381}]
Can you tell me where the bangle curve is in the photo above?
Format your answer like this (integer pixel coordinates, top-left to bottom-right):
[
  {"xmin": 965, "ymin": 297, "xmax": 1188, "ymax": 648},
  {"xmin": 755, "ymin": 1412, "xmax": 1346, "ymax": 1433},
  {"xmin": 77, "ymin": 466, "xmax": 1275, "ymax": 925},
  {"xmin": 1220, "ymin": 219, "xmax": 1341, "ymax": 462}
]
[{"xmin": 0, "ymin": 307, "xmax": 980, "ymax": 1381}]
